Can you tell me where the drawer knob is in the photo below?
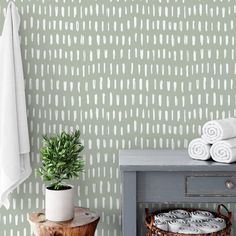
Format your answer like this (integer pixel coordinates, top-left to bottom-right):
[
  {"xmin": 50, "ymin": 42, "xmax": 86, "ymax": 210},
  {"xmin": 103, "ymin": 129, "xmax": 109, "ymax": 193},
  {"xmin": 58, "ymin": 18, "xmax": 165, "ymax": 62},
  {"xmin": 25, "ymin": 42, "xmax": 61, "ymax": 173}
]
[{"xmin": 225, "ymin": 180, "xmax": 234, "ymax": 189}]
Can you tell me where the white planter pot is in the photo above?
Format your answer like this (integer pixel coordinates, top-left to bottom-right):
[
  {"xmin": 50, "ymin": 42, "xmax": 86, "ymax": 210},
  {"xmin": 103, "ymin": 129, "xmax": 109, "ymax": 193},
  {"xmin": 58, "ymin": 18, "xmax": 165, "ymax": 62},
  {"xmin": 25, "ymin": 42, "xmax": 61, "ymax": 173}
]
[{"xmin": 45, "ymin": 185, "xmax": 74, "ymax": 221}]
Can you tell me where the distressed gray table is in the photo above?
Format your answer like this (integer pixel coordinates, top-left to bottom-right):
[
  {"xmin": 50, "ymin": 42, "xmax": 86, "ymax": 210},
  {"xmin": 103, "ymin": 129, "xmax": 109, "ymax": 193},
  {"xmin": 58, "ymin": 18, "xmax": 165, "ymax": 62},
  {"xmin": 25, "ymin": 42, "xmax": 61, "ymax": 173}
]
[{"xmin": 119, "ymin": 149, "xmax": 236, "ymax": 236}]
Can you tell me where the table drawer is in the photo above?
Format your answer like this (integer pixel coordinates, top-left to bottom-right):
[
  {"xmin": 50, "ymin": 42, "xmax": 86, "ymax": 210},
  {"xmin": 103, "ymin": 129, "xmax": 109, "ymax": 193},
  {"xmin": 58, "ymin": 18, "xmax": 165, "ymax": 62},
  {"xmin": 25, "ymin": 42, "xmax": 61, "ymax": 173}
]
[{"xmin": 186, "ymin": 176, "xmax": 236, "ymax": 197}]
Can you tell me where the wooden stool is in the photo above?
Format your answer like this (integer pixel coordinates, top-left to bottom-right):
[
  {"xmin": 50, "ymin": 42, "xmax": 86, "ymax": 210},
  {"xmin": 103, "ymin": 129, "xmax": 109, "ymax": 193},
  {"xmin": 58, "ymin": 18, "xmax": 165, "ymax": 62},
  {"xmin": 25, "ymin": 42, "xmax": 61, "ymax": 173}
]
[{"xmin": 27, "ymin": 207, "xmax": 100, "ymax": 236}]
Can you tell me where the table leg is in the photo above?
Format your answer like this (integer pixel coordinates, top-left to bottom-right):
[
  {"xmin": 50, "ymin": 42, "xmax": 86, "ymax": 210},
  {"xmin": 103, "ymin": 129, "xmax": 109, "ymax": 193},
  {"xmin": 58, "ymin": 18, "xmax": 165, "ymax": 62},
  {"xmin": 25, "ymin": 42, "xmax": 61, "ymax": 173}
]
[{"xmin": 122, "ymin": 171, "xmax": 136, "ymax": 236}]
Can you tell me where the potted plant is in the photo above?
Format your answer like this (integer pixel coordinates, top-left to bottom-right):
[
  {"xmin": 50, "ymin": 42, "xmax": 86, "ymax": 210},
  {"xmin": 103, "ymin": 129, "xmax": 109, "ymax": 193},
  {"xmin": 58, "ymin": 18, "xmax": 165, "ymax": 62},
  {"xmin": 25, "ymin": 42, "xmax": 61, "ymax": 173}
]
[{"xmin": 38, "ymin": 129, "xmax": 84, "ymax": 221}]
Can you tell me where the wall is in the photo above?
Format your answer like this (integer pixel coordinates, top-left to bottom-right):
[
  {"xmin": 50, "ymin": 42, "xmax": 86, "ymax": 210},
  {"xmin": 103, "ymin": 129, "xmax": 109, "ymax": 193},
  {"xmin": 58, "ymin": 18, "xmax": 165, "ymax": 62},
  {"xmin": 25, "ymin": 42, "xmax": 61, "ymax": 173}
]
[{"xmin": 0, "ymin": 0, "xmax": 236, "ymax": 235}]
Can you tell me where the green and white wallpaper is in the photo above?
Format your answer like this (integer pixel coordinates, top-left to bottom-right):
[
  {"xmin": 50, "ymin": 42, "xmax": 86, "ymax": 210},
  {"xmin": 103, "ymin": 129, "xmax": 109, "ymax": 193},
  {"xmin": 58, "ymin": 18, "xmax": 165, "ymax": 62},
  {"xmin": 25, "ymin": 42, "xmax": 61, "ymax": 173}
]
[{"xmin": 0, "ymin": 0, "xmax": 236, "ymax": 235}]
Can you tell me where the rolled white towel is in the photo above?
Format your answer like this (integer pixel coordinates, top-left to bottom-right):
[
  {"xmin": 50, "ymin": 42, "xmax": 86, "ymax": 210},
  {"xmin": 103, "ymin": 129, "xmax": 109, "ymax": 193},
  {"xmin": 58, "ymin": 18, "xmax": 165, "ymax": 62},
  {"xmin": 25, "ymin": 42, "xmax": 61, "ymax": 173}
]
[
  {"xmin": 210, "ymin": 138, "xmax": 236, "ymax": 163},
  {"xmin": 169, "ymin": 209, "xmax": 190, "ymax": 219},
  {"xmin": 193, "ymin": 223, "xmax": 222, "ymax": 233},
  {"xmin": 186, "ymin": 218, "xmax": 206, "ymax": 224},
  {"xmin": 178, "ymin": 226, "xmax": 202, "ymax": 234},
  {"xmin": 206, "ymin": 217, "xmax": 226, "ymax": 229},
  {"xmin": 190, "ymin": 210, "xmax": 214, "ymax": 219},
  {"xmin": 154, "ymin": 213, "xmax": 177, "ymax": 222},
  {"xmin": 153, "ymin": 220, "xmax": 168, "ymax": 231},
  {"xmin": 188, "ymin": 138, "xmax": 211, "ymax": 160},
  {"xmin": 168, "ymin": 219, "xmax": 189, "ymax": 233},
  {"xmin": 202, "ymin": 118, "xmax": 236, "ymax": 144}
]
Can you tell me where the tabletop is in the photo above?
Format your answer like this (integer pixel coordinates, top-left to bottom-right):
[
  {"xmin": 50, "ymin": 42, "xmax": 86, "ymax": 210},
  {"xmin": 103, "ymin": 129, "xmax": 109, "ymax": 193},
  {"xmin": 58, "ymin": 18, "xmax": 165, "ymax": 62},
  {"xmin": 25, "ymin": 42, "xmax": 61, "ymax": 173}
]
[
  {"xmin": 119, "ymin": 149, "xmax": 236, "ymax": 171},
  {"xmin": 27, "ymin": 207, "xmax": 100, "ymax": 236}
]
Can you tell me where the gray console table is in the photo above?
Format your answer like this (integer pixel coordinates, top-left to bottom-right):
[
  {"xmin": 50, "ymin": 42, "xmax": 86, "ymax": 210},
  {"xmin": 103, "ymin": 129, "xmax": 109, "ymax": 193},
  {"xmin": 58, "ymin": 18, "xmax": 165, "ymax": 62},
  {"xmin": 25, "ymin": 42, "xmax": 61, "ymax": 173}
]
[{"xmin": 119, "ymin": 149, "xmax": 236, "ymax": 236}]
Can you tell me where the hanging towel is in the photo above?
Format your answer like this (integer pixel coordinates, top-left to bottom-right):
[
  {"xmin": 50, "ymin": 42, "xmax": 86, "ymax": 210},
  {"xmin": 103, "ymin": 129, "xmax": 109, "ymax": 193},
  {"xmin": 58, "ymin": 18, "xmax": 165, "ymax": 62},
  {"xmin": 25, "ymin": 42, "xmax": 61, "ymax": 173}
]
[
  {"xmin": 0, "ymin": 2, "xmax": 31, "ymax": 209},
  {"xmin": 210, "ymin": 138, "xmax": 236, "ymax": 163},
  {"xmin": 202, "ymin": 118, "xmax": 236, "ymax": 144},
  {"xmin": 188, "ymin": 138, "xmax": 211, "ymax": 160}
]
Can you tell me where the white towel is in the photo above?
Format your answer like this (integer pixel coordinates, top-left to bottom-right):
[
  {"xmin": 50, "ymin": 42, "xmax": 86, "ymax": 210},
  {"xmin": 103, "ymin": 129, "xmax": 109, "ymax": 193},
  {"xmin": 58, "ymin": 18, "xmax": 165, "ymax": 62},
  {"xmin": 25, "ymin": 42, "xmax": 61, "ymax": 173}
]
[
  {"xmin": 169, "ymin": 209, "xmax": 190, "ymax": 219},
  {"xmin": 193, "ymin": 223, "xmax": 222, "ymax": 233},
  {"xmin": 0, "ymin": 2, "xmax": 31, "ymax": 209},
  {"xmin": 186, "ymin": 218, "xmax": 206, "ymax": 224},
  {"xmin": 190, "ymin": 210, "xmax": 214, "ymax": 219},
  {"xmin": 206, "ymin": 218, "xmax": 226, "ymax": 229},
  {"xmin": 178, "ymin": 226, "xmax": 202, "ymax": 234},
  {"xmin": 188, "ymin": 138, "xmax": 211, "ymax": 160},
  {"xmin": 154, "ymin": 213, "xmax": 177, "ymax": 222},
  {"xmin": 153, "ymin": 220, "xmax": 168, "ymax": 231},
  {"xmin": 202, "ymin": 118, "xmax": 236, "ymax": 144},
  {"xmin": 210, "ymin": 138, "xmax": 236, "ymax": 163},
  {"xmin": 168, "ymin": 219, "xmax": 189, "ymax": 233}
]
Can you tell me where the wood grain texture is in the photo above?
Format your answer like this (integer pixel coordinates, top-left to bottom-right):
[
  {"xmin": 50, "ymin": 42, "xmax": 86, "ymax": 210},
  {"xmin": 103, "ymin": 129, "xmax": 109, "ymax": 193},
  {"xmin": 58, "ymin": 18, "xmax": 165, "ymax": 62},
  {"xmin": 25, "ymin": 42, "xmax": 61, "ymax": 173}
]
[{"xmin": 27, "ymin": 207, "xmax": 99, "ymax": 236}]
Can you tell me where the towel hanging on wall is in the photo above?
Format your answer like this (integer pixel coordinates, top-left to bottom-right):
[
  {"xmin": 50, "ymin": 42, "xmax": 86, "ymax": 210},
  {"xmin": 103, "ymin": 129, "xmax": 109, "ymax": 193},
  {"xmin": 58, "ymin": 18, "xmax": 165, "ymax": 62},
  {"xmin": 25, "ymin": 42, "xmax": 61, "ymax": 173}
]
[{"xmin": 0, "ymin": 2, "xmax": 31, "ymax": 209}]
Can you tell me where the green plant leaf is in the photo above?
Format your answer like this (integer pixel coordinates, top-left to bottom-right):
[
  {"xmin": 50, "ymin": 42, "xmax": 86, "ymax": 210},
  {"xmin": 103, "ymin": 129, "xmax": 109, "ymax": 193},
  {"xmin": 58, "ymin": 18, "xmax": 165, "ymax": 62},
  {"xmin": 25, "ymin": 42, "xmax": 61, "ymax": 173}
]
[{"xmin": 37, "ymin": 129, "xmax": 85, "ymax": 189}]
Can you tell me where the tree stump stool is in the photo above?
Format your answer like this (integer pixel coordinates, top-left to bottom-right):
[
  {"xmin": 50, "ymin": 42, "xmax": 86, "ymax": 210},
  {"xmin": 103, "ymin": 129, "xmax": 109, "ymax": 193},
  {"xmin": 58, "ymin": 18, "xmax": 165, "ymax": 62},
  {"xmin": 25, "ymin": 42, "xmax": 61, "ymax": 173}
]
[{"xmin": 27, "ymin": 207, "xmax": 100, "ymax": 236}]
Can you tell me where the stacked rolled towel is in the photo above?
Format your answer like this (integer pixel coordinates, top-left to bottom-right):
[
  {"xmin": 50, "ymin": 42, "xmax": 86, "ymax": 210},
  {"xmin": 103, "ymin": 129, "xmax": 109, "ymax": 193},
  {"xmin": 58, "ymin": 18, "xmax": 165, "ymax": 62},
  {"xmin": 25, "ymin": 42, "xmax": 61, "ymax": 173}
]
[
  {"xmin": 191, "ymin": 223, "xmax": 222, "ymax": 233},
  {"xmin": 169, "ymin": 209, "xmax": 190, "ymax": 219},
  {"xmin": 178, "ymin": 226, "xmax": 202, "ymax": 234},
  {"xmin": 188, "ymin": 118, "xmax": 236, "ymax": 163},
  {"xmin": 168, "ymin": 219, "xmax": 189, "ymax": 232},
  {"xmin": 210, "ymin": 138, "xmax": 236, "ymax": 163},
  {"xmin": 153, "ymin": 209, "xmax": 226, "ymax": 234},
  {"xmin": 202, "ymin": 118, "xmax": 236, "ymax": 143},
  {"xmin": 188, "ymin": 138, "xmax": 211, "ymax": 160},
  {"xmin": 190, "ymin": 210, "xmax": 214, "ymax": 219},
  {"xmin": 154, "ymin": 212, "xmax": 177, "ymax": 221},
  {"xmin": 206, "ymin": 217, "xmax": 227, "ymax": 229},
  {"xmin": 153, "ymin": 219, "xmax": 168, "ymax": 231}
]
